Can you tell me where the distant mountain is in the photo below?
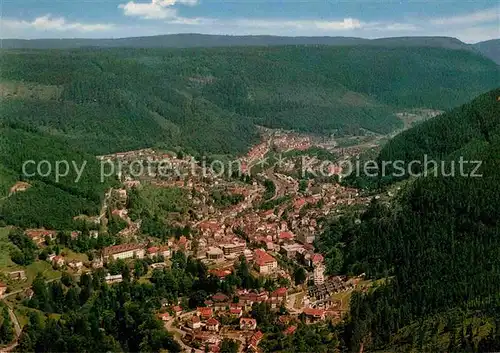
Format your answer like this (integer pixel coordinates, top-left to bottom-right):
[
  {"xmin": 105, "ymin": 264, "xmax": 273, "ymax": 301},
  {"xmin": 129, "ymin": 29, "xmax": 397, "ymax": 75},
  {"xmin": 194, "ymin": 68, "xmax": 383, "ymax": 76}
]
[
  {"xmin": 474, "ymin": 39, "xmax": 500, "ymax": 64},
  {"xmin": 1, "ymin": 34, "xmax": 368, "ymax": 49},
  {"xmin": 0, "ymin": 34, "xmax": 479, "ymax": 52}
]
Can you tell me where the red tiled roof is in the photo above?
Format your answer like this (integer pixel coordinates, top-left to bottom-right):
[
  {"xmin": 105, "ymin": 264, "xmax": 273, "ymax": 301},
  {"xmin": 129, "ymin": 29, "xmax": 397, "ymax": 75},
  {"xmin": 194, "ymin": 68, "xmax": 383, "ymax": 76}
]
[
  {"xmin": 173, "ymin": 306, "xmax": 182, "ymax": 312},
  {"xmin": 303, "ymin": 308, "xmax": 325, "ymax": 317},
  {"xmin": 191, "ymin": 315, "xmax": 200, "ymax": 323},
  {"xmin": 103, "ymin": 243, "xmax": 143, "ymax": 256},
  {"xmin": 279, "ymin": 231, "xmax": 294, "ymax": 240},
  {"xmin": 240, "ymin": 318, "xmax": 256, "ymax": 326},
  {"xmin": 262, "ymin": 209, "xmax": 274, "ymax": 216},
  {"xmin": 271, "ymin": 287, "xmax": 287, "ymax": 297},
  {"xmin": 230, "ymin": 308, "xmax": 242, "ymax": 315},
  {"xmin": 249, "ymin": 331, "xmax": 263, "ymax": 347},
  {"xmin": 25, "ymin": 229, "xmax": 56, "ymax": 239},
  {"xmin": 147, "ymin": 246, "xmax": 159, "ymax": 254},
  {"xmin": 209, "ymin": 269, "xmax": 232, "ymax": 278},
  {"xmin": 283, "ymin": 325, "xmax": 297, "ymax": 335},
  {"xmin": 311, "ymin": 253, "xmax": 324, "ymax": 264},
  {"xmin": 197, "ymin": 307, "xmax": 213, "ymax": 317},
  {"xmin": 254, "ymin": 249, "xmax": 276, "ymax": 266},
  {"xmin": 294, "ymin": 198, "xmax": 306, "ymax": 208},
  {"xmin": 199, "ymin": 221, "xmax": 221, "ymax": 232},
  {"xmin": 206, "ymin": 318, "xmax": 219, "ymax": 326},
  {"xmin": 212, "ymin": 293, "xmax": 228, "ymax": 302}
]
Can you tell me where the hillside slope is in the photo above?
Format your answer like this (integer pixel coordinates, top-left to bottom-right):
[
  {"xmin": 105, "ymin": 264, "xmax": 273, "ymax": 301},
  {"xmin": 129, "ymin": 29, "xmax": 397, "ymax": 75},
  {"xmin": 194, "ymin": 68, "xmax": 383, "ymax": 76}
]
[
  {"xmin": 319, "ymin": 89, "xmax": 500, "ymax": 352},
  {"xmin": 1, "ymin": 46, "xmax": 498, "ymax": 156},
  {"xmin": 0, "ymin": 123, "xmax": 114, "ymax": 229},
  {"xmin": 474, "ymin": 39, "xmax": 500, "ymax": 64}
]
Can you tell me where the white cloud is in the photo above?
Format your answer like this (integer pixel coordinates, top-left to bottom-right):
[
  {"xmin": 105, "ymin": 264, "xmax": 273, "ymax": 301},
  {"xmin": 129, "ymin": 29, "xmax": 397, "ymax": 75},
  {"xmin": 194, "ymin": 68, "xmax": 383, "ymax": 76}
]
[
  {"xmin": 1, "ymin": 15, "xmax": 114, "ymax": 33},
  {"xmin": 119, "ymin": 0, "xmax": 198, "ymax": 20},
  {"xmin": 119, "ymin": 2, "xmax": 178, "ymax": 19},
  {"xmin": 314, "ymin": 18, "xmax": 363, "ymax": 30},
  {"xmin": 185, "ymin": 17, "xmax": 365, "ymax": 32},
  {"xmin": 430, "ymin": 7, "xmax": 499, "ymax": 26}
]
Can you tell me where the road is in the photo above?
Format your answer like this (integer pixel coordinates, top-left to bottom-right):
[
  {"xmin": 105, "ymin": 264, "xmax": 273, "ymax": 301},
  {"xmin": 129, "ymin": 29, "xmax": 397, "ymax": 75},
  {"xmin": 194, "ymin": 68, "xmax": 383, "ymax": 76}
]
[
  {"xmin": 164, "ymin": 311, "xmax": 203, "ymax": 353},
  {"xmin": 0, "ymin": 304, "xmax": 22, "ymax": 353},
  {"xmin": 98, "ymin": 188, "xmax": 113, "ymax": 221}
]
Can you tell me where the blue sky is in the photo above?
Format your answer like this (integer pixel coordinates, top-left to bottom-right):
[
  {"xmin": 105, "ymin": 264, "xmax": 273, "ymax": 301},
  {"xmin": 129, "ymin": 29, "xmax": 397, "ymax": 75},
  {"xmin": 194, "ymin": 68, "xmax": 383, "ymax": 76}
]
[{"xmin": 1, "ymin": 0, "xmax": 499, "ymax": 42}]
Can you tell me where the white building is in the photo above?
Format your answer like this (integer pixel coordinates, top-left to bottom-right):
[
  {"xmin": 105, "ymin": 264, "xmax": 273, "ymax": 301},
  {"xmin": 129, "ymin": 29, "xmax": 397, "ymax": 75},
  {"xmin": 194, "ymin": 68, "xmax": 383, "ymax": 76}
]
[
  {"xmin": 313, "ymin": 263, "xmax": 325, "ymax": 286},
  {"xmin": 103, "ymin": 244, "xmax": 145, "ymax": 261}
]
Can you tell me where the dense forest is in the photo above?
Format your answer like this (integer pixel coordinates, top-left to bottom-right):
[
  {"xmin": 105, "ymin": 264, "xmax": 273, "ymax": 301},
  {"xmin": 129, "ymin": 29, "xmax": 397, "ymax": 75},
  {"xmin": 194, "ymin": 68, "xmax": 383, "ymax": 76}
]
[
  {"xmin": 1, "ymin": 46, "xmax": 498, "ymax": 156},
  {"xmin": 346, "ymin": 88, "xmax": 500, "ymax": 188},
  {"xmin": 317, "ymin": 89, "xmax": 500, "ymax": 352},
  {"xmin": 0, "ymin": 123, "xmax": 114, "ymax": 229}
]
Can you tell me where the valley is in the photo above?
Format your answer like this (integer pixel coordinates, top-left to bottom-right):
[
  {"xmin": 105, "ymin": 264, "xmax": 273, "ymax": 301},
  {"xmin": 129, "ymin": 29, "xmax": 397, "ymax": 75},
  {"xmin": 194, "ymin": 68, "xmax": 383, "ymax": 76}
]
[{"xmin": 0, "ymin": 38, "xmax": 497, "ymax": 353}]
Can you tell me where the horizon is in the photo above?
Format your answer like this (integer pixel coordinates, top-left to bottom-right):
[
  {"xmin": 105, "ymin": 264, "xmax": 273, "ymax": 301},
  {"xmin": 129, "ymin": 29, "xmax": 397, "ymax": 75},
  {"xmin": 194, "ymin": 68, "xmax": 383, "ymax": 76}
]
[
  {"xmin": 1, "ymin": 0, "xmax": 499, "ymax": 43},
  {"xmin": 2, "ymin": 33, "xmax": 495, "ymax": 45}
]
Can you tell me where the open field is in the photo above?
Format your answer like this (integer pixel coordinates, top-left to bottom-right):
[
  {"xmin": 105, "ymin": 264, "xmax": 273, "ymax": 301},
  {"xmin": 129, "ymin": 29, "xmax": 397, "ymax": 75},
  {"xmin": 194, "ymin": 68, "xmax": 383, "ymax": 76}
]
[{"xmin": 0, "ymin": 227, "xmax": 18, "ymax": 270}]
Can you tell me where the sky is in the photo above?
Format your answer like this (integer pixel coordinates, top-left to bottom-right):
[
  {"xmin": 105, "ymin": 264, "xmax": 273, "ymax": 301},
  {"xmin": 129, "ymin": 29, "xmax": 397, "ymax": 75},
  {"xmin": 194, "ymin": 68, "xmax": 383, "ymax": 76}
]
[{"xmin": 1, "ymin": 0, "xmax": 499, "ymax": 43}]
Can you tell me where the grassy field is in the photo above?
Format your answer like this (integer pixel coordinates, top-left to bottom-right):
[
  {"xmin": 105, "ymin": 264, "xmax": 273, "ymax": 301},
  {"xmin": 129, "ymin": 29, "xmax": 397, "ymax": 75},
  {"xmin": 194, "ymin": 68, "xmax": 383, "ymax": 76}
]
[
  {"xmin": 25, "ymin": 261, "xmax": 61, "ymax": 283},
  {"xmin": 0, "ymin": 227, "xmax": 20, "ymax": 271},
  {"xmin": 62, "ymin": 248, "xmax": 88, "ymax": 262}
]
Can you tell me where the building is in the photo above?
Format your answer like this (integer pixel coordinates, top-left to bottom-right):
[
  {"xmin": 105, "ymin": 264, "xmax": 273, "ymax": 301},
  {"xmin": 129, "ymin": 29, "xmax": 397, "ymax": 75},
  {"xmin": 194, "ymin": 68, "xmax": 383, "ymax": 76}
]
[
  {"xmin": 206, "ymin": 318, "xmax": 220, "ymax": 332},
  {"xmin": 188, "ymin": 315, "xmax": 202, "ymax": 330},
  {"xmin": 270, "ymin": 287, "xmax": 287, "ymax": 302},
  {"xmin": 9, "ymin": 181, "xmax": 31, "ymax": 194},
  {"xmin": 67, "ymin": 260, "xmax": 83, "ymax": 271},
  {"xmin": 147, "ymin": 246, "xmax": 171, "ymax": 259},
  {"xmin": 105, "ymin": 274, "xmax": 123, "ymax": 284},
  {"xmin": 8, "ymin": 270, "xmax": 27, "ymax": 281},
  {"xmin": 103, "ymin": 244, "xmax": 145, "ymax": 261},
  {"xmin": 52, "ymin": 256, "xmax": 65, "ymax": 268},
  {"xmin": 278, "ymin": 231, "xmax": 294, "ymax": 243},
  {"xmin": 209, "ymin": 268, "xmax": 232, "ymax": 280},
  {"xmin": 229, "ymin": 308, "xmax": 242, "ymax": 318},
  {"xmin": 280, "ymin": 243, "xmax": 303, "ymax": 259},
  {"xmin": 221, "ymin": 243, "xmax": 246, "ymax": 256},
  {"xmin": 172, "ymin": 306, "xmax": 183, "ymax": 316},
  {"xmin": 24, "ymin": 288, "xmax": 34, "ymax": 300},
  {"xmin": 25, "ymin": 229, "xmax": 56, "ymax": 246},
  {"xmin": 297, "ymin": 232, "xmax": 316, "ymax": 244},
  {"xmin": 211, "ymin": 293, "xmax": 229, "ymax": 303},
  {"xmin": 240, "ymin": 318, "xmax": 257, "ymax": 330},
  {"xmin": 314, "ymin": 264, "xmax": 326, "ymax": 286},
  {"xmin": 0, "ymin": 283, "xmax": 7, "ymax": 298},
  {"xmin": 253, "ymin": 249, "xmax": 278, "ymax": 274},
  {"xmin": 158, "ymin": 313, "xmax": 171, "ymax": 322},
  {"xmin": 197, "ymin": 307, "xmax": 213, "ymax": 320},
  {"xmin": 302, "ymin": 308, "xmax": 325, "ymax": 323},
  {"xmin": 247, "ymin": 331, "xmax": 263, "ymax": 352},
  {"xmin": 206, "ymin": 247, "xmax": 224, "ymax": 262}
]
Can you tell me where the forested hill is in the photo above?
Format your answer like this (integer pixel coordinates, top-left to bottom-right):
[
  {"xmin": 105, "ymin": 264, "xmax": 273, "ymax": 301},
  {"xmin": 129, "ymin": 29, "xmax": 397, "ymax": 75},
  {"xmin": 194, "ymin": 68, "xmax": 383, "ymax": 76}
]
[
  {"xmin": 317, "ymin": 89, "xmax": 500, "ymax": 352},
  {"xmin": 0, "ymin": 34, "xmax": 485, "ymax": 51},
  {"xmin": 4, "ymin": 34, "xmax": 498, "ymax": 65},
  {"xmin": 1, "ymin": 45, "xmax": 498, "ymax": 157},
  {"xmin": 473, "ymin": 39, "xmax": 500, "ymax": 64},
  {"xmin": 347, "ymin": 88, "xmax": 500, "ymax": 188}
]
